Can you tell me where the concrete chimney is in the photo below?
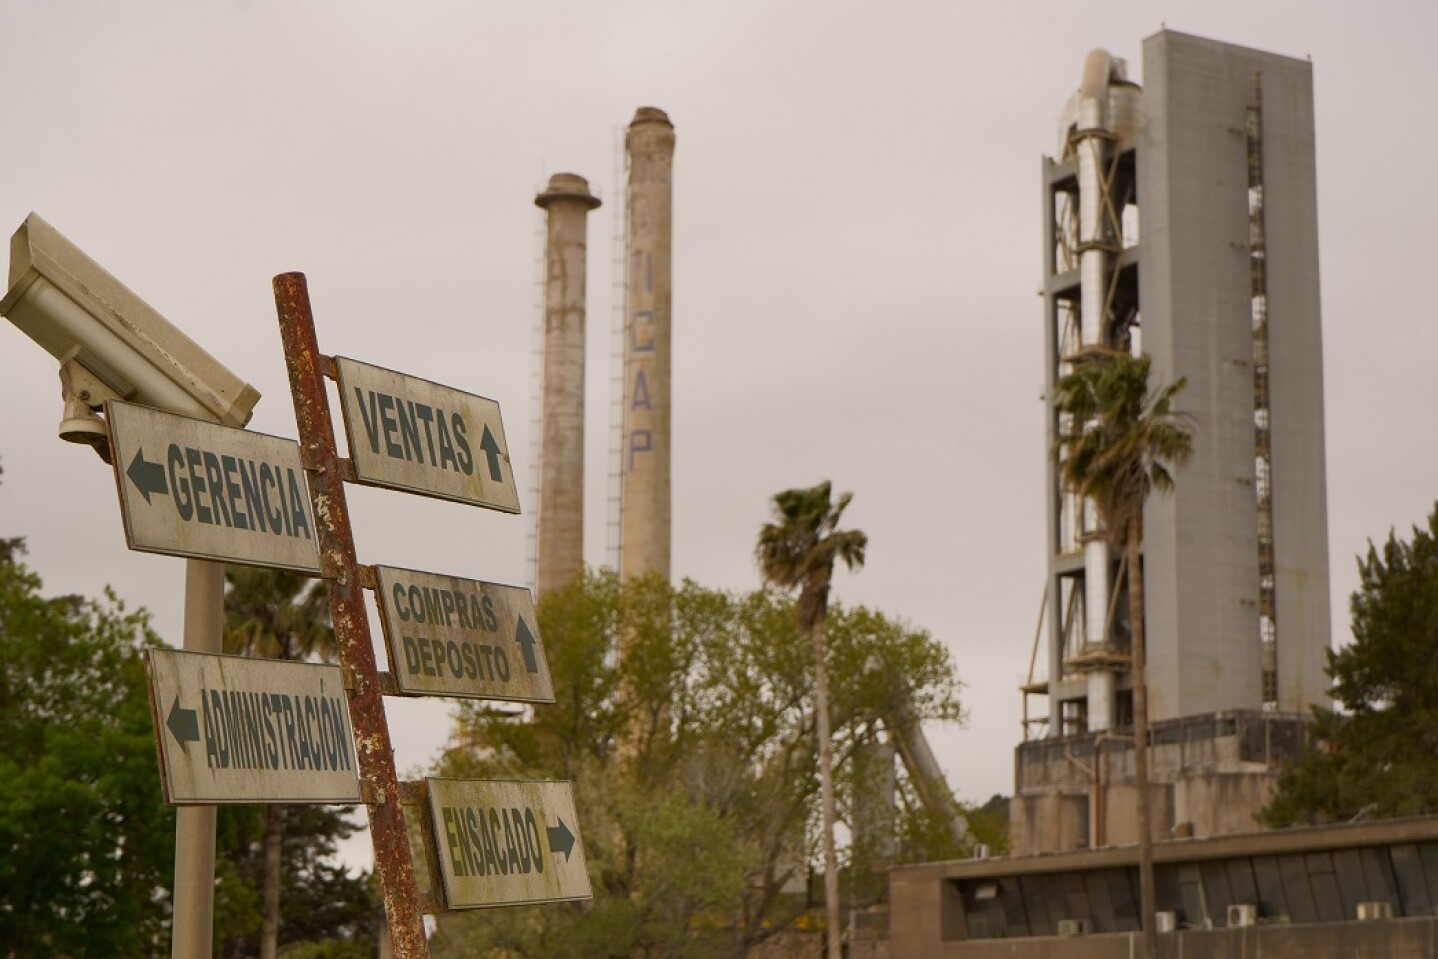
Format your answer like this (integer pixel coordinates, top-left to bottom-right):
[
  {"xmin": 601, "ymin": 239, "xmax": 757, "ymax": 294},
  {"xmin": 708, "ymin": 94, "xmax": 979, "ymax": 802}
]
[
  {"xmin": 534, "ymin": 173, "xmax": 600, "ymax": 597},
  {"xmin": 620, "ymin": 107, "xmax": 675, "ymax": 581}
]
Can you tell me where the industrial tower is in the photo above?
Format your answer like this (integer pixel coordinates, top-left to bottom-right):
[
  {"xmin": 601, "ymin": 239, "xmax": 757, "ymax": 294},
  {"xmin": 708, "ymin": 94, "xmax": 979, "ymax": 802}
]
[
  {"xmin": 1014, "ymin": 31, "xmax": 1330, "ymax": 854},
  {"xmin": 619, "ymin": 107, "xmax": 675, "ymax": 581},
  {"xmin": 534, "ymin": 173, "xmax": 600, "ymax": 598}
]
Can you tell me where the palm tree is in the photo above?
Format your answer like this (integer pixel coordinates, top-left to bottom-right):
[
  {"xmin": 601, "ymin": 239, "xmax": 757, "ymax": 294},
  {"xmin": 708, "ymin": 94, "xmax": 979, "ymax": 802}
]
[
  {"xmin": 756, "ymin": 482, "xmax": 867, "ymax": 959},
  {"xmin": 1053, "ymin": 353, "xmax": 1191, "ymax": 959},
  {"xmin": 224, "ymin": 566, "xmax": 334, "ymax": 959}
]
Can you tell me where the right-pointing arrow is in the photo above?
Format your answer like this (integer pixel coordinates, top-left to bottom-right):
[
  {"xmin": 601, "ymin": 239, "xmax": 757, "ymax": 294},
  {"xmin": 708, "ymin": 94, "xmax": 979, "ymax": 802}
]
[
  {"xmin": 126, "ymin": 447, "xmax": 169, "ymax": 505},
  {"xmin": 167, "ymin": 695, "xmax": 200, "ymax": 750},
  {"xmin": 546, "ymin": 818, "xmax": 575, "ymax": 860},
  {"xmin": 515, "ymin": 617, "xmax": 539, "ymax": 674}
]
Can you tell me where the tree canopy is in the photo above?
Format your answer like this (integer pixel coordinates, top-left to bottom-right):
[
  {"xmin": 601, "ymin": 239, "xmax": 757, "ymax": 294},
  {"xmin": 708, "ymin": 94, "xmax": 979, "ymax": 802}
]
[
  {"xmin": 428, "ymin": 570, "xmax": 974, "ymax": 959},
  {"xmin": 757, "ymin": 480, "xmax": 868, "ymax": 959},
  {"xmin": 1264, "ymin": 504, "xmax": 1438, "ymax": 826},
  {"xmin": 0, "ymin": 545, "xmax": 174, "ymax": 958}
]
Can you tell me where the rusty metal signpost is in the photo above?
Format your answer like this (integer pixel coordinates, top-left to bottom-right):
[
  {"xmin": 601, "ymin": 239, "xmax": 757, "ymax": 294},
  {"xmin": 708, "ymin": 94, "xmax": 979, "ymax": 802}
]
[{"xmin": 272, "ymin": 272, "xmax": 587, "ymax": 959}]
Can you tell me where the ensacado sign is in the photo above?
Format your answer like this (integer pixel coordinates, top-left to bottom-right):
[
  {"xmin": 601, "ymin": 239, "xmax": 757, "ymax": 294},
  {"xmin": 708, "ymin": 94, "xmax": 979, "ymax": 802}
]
[
  {"xmin": 425, "ymin": 778, "xmax": 591, "ymax": 909},
  {"xmin": 146, "ymin": 647, "xmax": 361, "ymax": 805},
  {"xmin": 373, "ymin": 565, "xmax": 553, "ymax": 703},
  {"xmin": 333, "ymin": 356, "xmax": 520, "ymax": 513},
  {"xmin": 106, "ymin": 400, "xmax": 321, "ymax": 573}
]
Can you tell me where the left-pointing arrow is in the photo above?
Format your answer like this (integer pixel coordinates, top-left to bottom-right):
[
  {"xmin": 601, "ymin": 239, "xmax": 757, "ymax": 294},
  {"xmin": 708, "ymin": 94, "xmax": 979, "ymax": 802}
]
[
  {"xmin": 126, "ymin": 447, "xmax": 169, "ymax": 505},
  {"xmin": 167, "ymin": 695, "xmax": 200, "ymax": 750}
]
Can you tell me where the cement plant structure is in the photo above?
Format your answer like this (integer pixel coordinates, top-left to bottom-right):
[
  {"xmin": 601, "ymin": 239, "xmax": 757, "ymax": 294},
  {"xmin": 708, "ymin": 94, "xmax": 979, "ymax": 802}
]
[
  {"xmin": 531, "ymin": 104, "xmax": 676, "ymax": 594},
  {"xmin": 534, "ymin": 173, "xmax": 600, "ymax": 598},
  {"xmin": 619, "ymin": 106, "xmax": 676, "ymax": 582},
  {"xmin": 1014, "ymin": 30, "xmax": 1331, "ymax": 855}
]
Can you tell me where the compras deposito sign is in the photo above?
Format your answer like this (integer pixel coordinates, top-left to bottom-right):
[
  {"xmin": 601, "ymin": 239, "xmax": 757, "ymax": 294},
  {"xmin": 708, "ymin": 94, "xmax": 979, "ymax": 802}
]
[
  {"xmin": 374, "ymin": 565, "xmax": 553, "ymax": 702},
  {"xmin": 333, "ymin": 356, "xmax": 520, "ymax": 513}
]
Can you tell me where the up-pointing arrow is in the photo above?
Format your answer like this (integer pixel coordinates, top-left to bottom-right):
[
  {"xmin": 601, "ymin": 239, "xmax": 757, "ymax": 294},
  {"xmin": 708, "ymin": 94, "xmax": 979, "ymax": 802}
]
[
  {"xmin": 478, "ymin": 425, "xmax": 504, "ymax": 483},
  {"xmin": 515, "ymin": 617, "xmax": 539, "ymax": 674},
  {"xmin": 126, "ymin": 448, "xmax": 169, "ymax": 505},
  {"xmin": 167, "ymin": 695, "xmax": 200, "ymax": 751},
  {"xmin": 546, "ymin": 817, "xmax": 575, "ymax": 861}
]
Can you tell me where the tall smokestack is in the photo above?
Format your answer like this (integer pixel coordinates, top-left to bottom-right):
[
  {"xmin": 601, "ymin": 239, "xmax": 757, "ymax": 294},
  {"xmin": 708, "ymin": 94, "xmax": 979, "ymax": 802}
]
[
  {"xmin": 620, "ymin": 107, "xmax": 675, "ymax": 581},
  {"xmin": 534, "ymin": 173, "xmax": 600, "ymax": 597}
]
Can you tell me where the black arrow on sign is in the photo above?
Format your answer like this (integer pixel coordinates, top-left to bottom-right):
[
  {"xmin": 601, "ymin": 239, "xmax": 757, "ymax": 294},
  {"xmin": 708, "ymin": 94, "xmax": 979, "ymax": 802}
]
[
  {"xmin": 515, "ymin": 616, "xmax": 539, "ymax": 674},
  {"xmin": 167, "ymin": 695, "xmax": 200, "ymax": 750},
  {"xmin": 546, "ymin": 818, "xmax": 575, "ymax": 860},
  {"xmin": 478, "ymin": 425, "xmax": 504, "ymax": 483},
  {"xmin": 126, "ymin": 448, "xmax": 169, "ymax": 505}
]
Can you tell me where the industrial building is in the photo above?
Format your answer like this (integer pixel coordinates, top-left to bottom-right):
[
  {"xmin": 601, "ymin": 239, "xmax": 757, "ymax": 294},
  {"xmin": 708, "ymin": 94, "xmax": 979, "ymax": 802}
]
[
  {"xmin": 891, "ymin": 815, "xmax": 1438, "ymax": 957},
  {"xmin": 1015, "ymin": 29, "xmax": 1331, "ymax": 854},
  {"xmin": 619, "ymin": 106, "xmax": 676, "ymax": 582},
  {"xmin": 534, "ymin": 173, "xmax": 600, "ymax": 598}
]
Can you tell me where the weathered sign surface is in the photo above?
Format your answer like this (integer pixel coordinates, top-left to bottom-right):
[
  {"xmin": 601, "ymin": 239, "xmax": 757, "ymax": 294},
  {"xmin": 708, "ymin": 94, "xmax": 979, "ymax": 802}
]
[
  {"xmin": 333, "ymin": 357, "xmax": 520, "ymax": 513},
  {"xmin": 106, "ymin": 400, "xmax": 322, "ymax": 573},
  {"xmin": 424, "ymin": 778, "xmax": 590, "ymax": 909},
  {"xmin": 145, "ymin": 647, "xmax": 361, "ymax": 805},
  {"xmin": 373, "ymin": 565, "xmax": 553, "ymax": 703}
]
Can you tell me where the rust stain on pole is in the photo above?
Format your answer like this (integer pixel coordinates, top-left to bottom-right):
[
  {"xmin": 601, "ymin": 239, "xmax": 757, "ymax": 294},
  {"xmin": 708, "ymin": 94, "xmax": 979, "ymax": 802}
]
[{"xmin": 272, "ymin": 272, "xmax": 430, "ymax": 959}]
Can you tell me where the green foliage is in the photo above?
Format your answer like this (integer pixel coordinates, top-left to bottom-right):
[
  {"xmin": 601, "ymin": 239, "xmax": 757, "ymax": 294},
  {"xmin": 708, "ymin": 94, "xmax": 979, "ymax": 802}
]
[
  {"xmin": 429, "ymin": 570, "xmax": 966, "ymax": 959},
  {"xmin": 216, "ymin": 805, "xmax": 379, "ymax": 958},
  {"xmin": 0, "ymin": 546, "xmax": 174, "ymax": 958},
  {"xmin": 756, "ymin": 480, "xmax": 867, "ymax": 633},
  {"xmin": 1052, "ymin": 353, "xmax": 1192, "ymax": 548},
  {"xmin": 1264, "ymin": 505, "xmax": 1438, "ymax": 826},
  {"xmin": 216, "ymin": 567, "xmax": 374, "ymax": 958}
]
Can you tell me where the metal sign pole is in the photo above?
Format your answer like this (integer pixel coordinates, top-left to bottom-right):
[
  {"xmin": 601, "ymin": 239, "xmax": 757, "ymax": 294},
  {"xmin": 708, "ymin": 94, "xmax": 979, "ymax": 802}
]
[
  {"xmin": 169, "ymin": 558, "xmax": 224, "ymax": 959},
  {"xmin": 272, "ymin": 272, "xmax": 429, "ymax": 958}
]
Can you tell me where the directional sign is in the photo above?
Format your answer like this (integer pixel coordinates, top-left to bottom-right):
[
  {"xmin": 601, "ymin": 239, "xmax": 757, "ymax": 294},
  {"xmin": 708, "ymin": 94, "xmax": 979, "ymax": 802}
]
[
  {"xmin": 106, "ymin": 401, "xmax": 322, "ymax": 573},
  {"xmin": 333, "ymin": 356, "xmax": 520, "ymax": 513},
  {"xmin": 145, "ymin": 647, "xmax": 361, "ymax": 805},
  {"xmin": 424, "ymin": 778, "xmax": 590, "ymax": 909},
  {"xmin": 373, "ymin": 565, "xmax": 553, "ymax": 703}
]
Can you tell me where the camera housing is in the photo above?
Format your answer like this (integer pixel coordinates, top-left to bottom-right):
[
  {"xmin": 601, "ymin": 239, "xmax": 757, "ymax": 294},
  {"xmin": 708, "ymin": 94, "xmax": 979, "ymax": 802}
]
[{"xmin": 0, "ymin": 214, "xmax": 260, "ymax": 457}]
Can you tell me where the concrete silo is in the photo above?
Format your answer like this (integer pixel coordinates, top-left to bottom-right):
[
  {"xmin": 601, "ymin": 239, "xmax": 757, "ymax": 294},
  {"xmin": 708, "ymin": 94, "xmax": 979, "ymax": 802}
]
[
  {"xmin": 534, "ymin": 173, "xmax": 600, "ymax": 597},
  {"xmin": 619, "ymin": 107, "xmax": 676, "ymax": 582},
  {"xmin": 1015, "ymin": 31, "xmax": 1331, "ymax": 854}
]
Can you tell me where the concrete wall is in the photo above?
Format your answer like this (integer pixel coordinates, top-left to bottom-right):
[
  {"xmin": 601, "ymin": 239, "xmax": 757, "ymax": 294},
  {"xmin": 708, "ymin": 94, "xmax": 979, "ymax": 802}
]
[
  {"xmin": 1010, "ymin": 711, "xmax": 1302, "ymax": 854},
  {"xmin": 894, "ymin": 919, "xmax": 1438, "ymax": 959},
  {"xmin": 1137, "ymin": 31, "xmax": 1329, "ymax": 721},
  {"xmin": 893, "ymin": 816, "xmax": 1438, "ymax": 958}
]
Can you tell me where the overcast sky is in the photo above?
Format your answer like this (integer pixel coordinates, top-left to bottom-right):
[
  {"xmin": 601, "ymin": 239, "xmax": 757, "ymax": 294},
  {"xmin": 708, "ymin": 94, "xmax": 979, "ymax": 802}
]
[{"xmin": 2, "ymin": 1, "xmax": 1435, "ymax": 872}]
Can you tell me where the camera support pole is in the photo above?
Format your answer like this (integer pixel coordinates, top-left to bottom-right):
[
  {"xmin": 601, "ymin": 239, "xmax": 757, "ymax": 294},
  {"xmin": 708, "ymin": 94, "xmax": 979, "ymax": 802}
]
[{"xmin": 169, "ymin": 559, "xmax": 224, "ymax": 959}]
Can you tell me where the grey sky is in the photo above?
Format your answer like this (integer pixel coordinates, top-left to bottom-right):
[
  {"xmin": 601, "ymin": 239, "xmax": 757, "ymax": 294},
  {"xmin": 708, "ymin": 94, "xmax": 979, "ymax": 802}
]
[{"xmin": 2, "ymin": 1, "xmax": 1435, "ymax": 872}]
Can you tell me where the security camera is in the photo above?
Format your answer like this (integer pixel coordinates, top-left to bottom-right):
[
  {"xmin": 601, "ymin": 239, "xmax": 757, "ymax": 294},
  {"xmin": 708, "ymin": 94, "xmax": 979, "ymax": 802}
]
[{"xmin": 0, "ymin": 214, "xmax": 260, "ymax": 460}]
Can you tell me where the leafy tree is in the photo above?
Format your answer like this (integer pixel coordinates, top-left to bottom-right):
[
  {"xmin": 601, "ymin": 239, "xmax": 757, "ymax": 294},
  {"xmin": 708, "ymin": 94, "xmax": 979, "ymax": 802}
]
[
  {"xmin": 1052, "ymin": 353, "xmax": 1191, "ymax": 959},
  {"xmin": 428, "ymin": 570, "xmax": 964, "ymax": 959},
  {"xmin": 0, "ymin": 543, "xmax": 174, "ymax": 958},
  {"xmin": 219, "ymin": 567, "xmax": 363, "ymax": 959},
  {"xmin": 756, "ymin": 481, "xmax": 867, "ymax": 959},
  {"xmin": 216, "ymin": 804, "xmax": 380, "ymax": 958},
  {"xmin": 1264, "ymin": 504, "xmax": 1438, "ymax": 826}
]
